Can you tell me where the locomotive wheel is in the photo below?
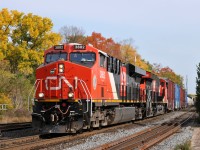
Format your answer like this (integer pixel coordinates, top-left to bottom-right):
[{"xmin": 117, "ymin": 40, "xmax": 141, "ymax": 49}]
[
  {"xmin": 89, "ymin": 125, "xmax": 93, "ymax": 132},
  {"xmin": 89, "ymin": 127, "xmax": 93, "ymax": 132},
  {"xmin": 78, "ymin": 128, "xmax": 83, "ymax": 134},
  {"xmin": 98, "ymin": 121, "xmax": 103, "ymax": 130},
  {"xmin": 98, "ymin": 125, "xmax": 102, "ymax": 130}
]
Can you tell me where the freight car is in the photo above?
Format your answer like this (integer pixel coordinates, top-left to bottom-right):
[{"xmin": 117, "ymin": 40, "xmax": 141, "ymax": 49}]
[
  {"xmin": 167, "ymin": 79, "xmax": 175, "ymax": 111},
  {"xmin": 31, "ymin": 43, "xmax": 185, "ymax": 134}
]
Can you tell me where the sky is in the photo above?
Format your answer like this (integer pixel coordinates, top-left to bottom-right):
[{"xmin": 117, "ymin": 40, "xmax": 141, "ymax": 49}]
[{"xmin": 1, "ymin": 0, "xmax": 200, "ymax": 94}]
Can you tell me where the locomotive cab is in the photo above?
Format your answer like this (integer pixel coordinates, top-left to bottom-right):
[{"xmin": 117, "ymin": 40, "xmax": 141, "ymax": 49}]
[{"xmin": 32, "ymin": 44, "xmax": 98, "ymax": 133}]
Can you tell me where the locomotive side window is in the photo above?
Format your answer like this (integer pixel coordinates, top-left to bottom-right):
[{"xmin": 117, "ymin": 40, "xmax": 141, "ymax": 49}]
[
  {"xmin": 99, "ymin": 53, "xmax": 106, "ymax": 68},
  {"xmin": 70, "ymin": 52, "xmax": 95, "ymax": 67},
  {"xmin": 107, "ymin": 57, "xmax": 121, "ymax": 74},
  {"xmin": 116, "ymin": 60, "xmax": 121, "ymax": 74},
  {"xmin": 107, "ymin": 57, "xmax": 112, "ymax": 72},
  {"xmin": 46, "ymin": 52, "xmax": 67, "ymax": 63},
  {"xmin": 112, "ymin": 58, "xmax": 116, "ymax": 73}
]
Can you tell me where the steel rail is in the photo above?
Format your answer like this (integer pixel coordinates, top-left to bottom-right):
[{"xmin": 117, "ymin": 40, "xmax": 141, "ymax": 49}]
[
  {"xmin": 0, "ymin": 122, "xmax": 32, "ymax": 132},
  {"xmin": 94, "ymin": 111, "xmax": 195, "ymax": 150}
]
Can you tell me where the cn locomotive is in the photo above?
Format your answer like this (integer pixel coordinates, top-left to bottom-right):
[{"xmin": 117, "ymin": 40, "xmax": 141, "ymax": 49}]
[{"xmin": 32, "ymin": 43, "xmax": 186, "ymax": 134}]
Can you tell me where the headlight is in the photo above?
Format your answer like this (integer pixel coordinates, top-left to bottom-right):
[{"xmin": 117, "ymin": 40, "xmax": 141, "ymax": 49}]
[
  {"xmin": 38, "ymin": 92, "xmax": 44, "ymax": 98},
  {"xmin": 58, "ymin": 64, "xmax": 64, "ymax": 73},
  {"xmin": 68, "ymin": 92, "xmax": 74, "ymax": 98},
  {"xmin": 59, "ymin": 64, "xmax": 64, "ymax": 68},
  {"xmin": 59, "ymin": 68, "xmax": 64, "ymax": 73}
]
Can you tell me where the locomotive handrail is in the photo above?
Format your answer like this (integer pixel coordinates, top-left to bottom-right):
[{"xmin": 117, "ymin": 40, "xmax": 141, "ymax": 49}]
[
  {"xmin": 28, "ymin": 79, "xmax": 41, "ymax": 111},
  {"xmin": 77, "ymin": 78, "xmax": 93, "ymax": 117}
]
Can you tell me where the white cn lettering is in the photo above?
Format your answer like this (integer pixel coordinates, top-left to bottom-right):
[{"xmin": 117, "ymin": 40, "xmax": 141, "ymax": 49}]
[{"xmin": 100, "ymin": 71, "xmax": 105, "ymax": 79}]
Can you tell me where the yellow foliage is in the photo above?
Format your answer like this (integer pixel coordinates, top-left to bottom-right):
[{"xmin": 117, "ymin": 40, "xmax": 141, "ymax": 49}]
[
  {"xmin": 18, "ymin": 62, "xmax": 33, "ymax": 75},
  {"xmin": 0, "ymin": 93, "xmax": 13, "ymax": 110},
  {"xmin": 0, "ymin": 51, "xmax": 4, "ymax": 61},
  {"xmin": 0, "ymin": 8, "xmax": 62, "ymax": 74},
  {"xmin": 120, "ymin": 43, "xmax": 137, "ymax": 64}
]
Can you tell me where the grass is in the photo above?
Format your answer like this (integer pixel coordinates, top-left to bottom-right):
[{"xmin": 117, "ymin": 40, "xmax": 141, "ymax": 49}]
[
  {"xmin": 0, "ymin": 109, "xmax": 32, "ymax": 123},
  {"xmin": 174, "ymin": 140, "xmax": 191, "ymax": 150},
  {"xmin": 0, "ymin": 116, "xmax": 31, "ymax": 123}
]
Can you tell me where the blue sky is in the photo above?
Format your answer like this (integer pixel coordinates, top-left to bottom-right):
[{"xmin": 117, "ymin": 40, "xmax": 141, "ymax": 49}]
[{"xmin": 1, "ymin": 0, "xmax": 200, "ymax": 94}]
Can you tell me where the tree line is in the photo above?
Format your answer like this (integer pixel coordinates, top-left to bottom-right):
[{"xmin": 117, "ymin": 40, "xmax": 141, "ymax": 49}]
[{"xmin": 0, "ymin": 9, "xmax": 184, "ymax": 112}]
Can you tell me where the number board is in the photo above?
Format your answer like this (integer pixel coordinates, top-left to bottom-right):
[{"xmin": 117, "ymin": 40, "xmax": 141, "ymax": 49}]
[
  {"xmin": 54, "ymin": 45, "xmax": 64, "ymax": 50},
  {"xmin": 74, "ymin": 45, "xmax": 86, "ymax": 50}
]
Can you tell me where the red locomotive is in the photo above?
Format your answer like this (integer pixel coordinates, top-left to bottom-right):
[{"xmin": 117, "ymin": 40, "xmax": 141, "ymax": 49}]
[{"xmin": 32, "ymin": 43, "xmax": 186, "ymax": 134}]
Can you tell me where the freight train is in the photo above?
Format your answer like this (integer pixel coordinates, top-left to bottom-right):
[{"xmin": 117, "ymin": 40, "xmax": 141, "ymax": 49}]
[{"xmin": 31, "ymin": 43, "xmax": 187, "ymax": 134}]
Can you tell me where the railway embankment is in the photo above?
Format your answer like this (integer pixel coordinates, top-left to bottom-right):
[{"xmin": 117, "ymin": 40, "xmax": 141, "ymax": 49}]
[{"xmin": 191, "ymin": 125, "xmax": 200, "ymax": 150}]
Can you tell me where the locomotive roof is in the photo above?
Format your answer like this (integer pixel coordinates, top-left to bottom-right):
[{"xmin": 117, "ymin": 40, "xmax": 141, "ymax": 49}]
[{"xmin": 126, "ymin": 63, "xmax": 146, "ymax": 77}]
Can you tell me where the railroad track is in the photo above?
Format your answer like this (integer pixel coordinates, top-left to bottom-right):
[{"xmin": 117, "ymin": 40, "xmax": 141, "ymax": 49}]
[
  {"xmin": 0, "ymin": 122, "xmax": 32, "ymax": 133},
  {"xmin": 0, "ymin": 121, "xmax": 138, "ymax": 150},
  {"xmin": 0, "ymin": 110, "xmax": 187, "ymax": 150},
  {"xmin": 94, "ymin": 111, "xmax": 195, "ymax": 150}
]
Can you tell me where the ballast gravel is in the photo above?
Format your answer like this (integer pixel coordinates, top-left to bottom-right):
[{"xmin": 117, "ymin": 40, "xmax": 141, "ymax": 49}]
[
  {"xmin": 65, "ymin": 126, "xmax": 151, "ymax": 150},
  {"xmin": 59, "ymin": 111, "xmax": 190, "ymax": 150},
  {"xmin": 0, "ymin": 128, "xmax": 39, "ymax": 138},
  {"xmin": 150, "ymin": 126, "xmax": 193, "ymax": 150},
  {"xmin": 40, "ymin": 111, "xmax": 195, "ymax": 150}
]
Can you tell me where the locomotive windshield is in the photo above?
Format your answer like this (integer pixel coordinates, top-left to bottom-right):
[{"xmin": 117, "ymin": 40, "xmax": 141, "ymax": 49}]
[
  {"xmin": 46, "ymin": 52, "xmax": 67, "ymax": 63},
  {"xmin": 70, "ymin": 52, "xmax": 95, "ymax": 67}
]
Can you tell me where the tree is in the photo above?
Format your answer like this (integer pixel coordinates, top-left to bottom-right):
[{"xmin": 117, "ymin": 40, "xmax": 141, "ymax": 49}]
[
  {"xmin": 59, "ymin": 25, "xmax": 86, "ymax": 44},
  {"xmin": 196, "ymin": 63, "xmax": 200, "ymax": 117},
  {"xmin": 151, "ymin": 64, "xmax": 184, "ymax": 86},
  {"xmin": 0, "ymin": 9, "xmax": 61, "ymax": 112},
  {"xmin": 120, "ymin": 39, "xmax": 136, "ymax": 64},
  {"xmin": 152, "ymin": 63, "xmax": 162, "ymax": 75},
  {"xmin": 119, "ymin": 39, "xmax": 150, "ymax": 71},
  {"xmin": 0, "ymin": 8, "xmax": 61, "ymax": 75},
  {"xmin": 86, "ymin": 32, "xmax": 121, "ymax": 59},
  {"xmin": 0, "ymin": 60, "xmax": 32, "ymax": 110}
]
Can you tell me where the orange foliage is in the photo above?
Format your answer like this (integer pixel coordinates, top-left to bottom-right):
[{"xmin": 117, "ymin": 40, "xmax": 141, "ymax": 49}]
[
  {"xmin": 152, "ymin": 64, "xmax": 183, "ymax": 86},
  {"xmin": 86, "ymin": 32, "xmax": 121, "ymax": 59}
]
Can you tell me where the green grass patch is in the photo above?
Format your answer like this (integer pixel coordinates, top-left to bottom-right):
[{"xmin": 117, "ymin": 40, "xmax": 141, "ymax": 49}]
[{"xmin": 174, "ymin": 140, "xmax": 191, "ymax": 150}]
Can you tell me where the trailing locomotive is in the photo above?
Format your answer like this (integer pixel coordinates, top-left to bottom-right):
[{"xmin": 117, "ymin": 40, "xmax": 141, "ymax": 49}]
[{"xmin": 31, "ymin": 43, "xmax": 186, "ymax": 134}]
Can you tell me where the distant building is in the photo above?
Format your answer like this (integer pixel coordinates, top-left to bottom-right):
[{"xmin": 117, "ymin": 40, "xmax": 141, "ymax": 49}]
[{"xmin": 187, "ymin": 96, "xmax": 194, "ymax": 106}]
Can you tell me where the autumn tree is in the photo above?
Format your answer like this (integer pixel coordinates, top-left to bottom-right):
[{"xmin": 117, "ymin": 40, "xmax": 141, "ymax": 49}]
[
  {"xmin": 137, "ymin": 59, "xmax": 153, "ymax": 72},
  {"xmin": 151, "ymin": 63, "xmax": 162, "ymax": 75},
  {"xmin": 120, "ymin": 39, "xmax": 136, "ymax": 64},
  {"xmin": 151, "ymin": 63, "xmax": 184, "ymax": 86},
  {"xmin": 0, "ymin": 9, "xmax": 61, "ymax": 112},
  {"xmin": 0, "ymin": 61, "xmax": 14, "ymax": 110},
  {"xmin": 196, "ymin": 63, "xmax": 200, "ymax": 118},
  {"xmin": 86, "ymin": 32, "xmax": 121, "ymax": 59},
  {"xmin": 87, "ymin": 32, "xmax": 105, "ymax": 49},
  {"xmin": 0, "ymin": 8, "xmax": 61, "ymax": 75},
  {"xmin": 0, "ymin": 60, "xmax": 32, "ymax": 111},
  {"xmin": 119, "ymin": 39, "xmax": 149, "ymax": 71},
  {"xmin": 60, "ymin": 25, "xmax": 86, "ymax": 44}
]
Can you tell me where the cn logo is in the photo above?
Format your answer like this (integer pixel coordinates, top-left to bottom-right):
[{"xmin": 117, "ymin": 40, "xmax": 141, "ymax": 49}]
[{"xmin": 45, "ymin": 76, "xmax": 73, "ymax": 90}]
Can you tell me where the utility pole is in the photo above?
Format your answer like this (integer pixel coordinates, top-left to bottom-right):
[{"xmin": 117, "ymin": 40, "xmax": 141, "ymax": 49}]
[{"xmin": 186, "ymin": 75, "xmax": 188, "ymax": 107}]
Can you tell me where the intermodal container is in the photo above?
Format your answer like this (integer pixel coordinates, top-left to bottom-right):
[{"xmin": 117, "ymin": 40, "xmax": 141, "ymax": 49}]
[
  {"xmin": 185, "ymin": 90, "xmax": 188, "ymax": 107},
  {"xmin": 175, "ymin": 84, "xmax": 180, "ymax": 109}
]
